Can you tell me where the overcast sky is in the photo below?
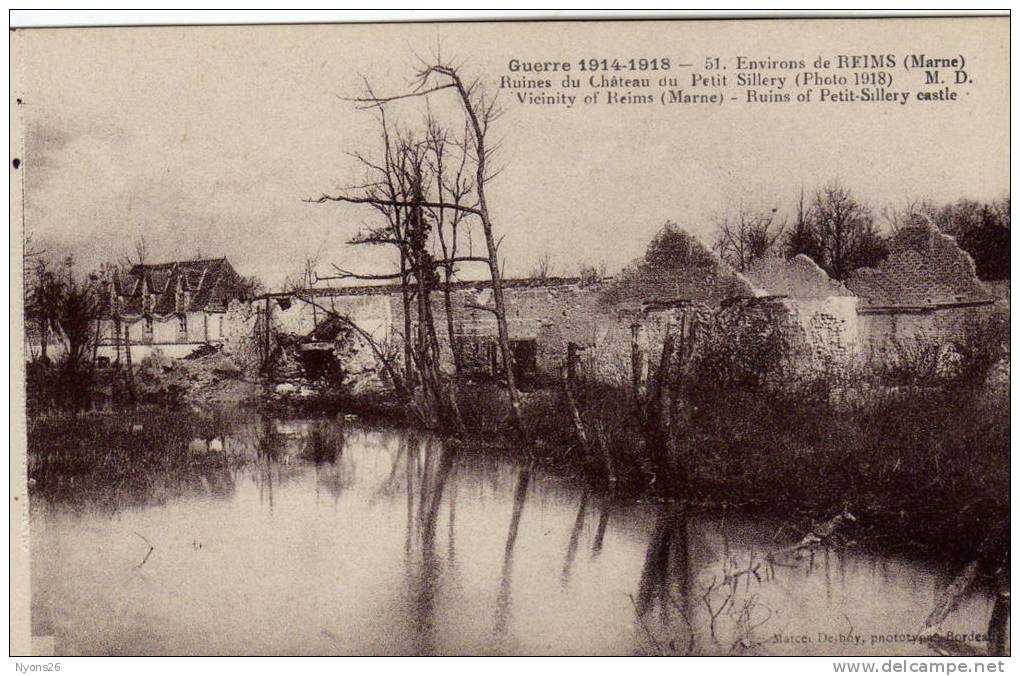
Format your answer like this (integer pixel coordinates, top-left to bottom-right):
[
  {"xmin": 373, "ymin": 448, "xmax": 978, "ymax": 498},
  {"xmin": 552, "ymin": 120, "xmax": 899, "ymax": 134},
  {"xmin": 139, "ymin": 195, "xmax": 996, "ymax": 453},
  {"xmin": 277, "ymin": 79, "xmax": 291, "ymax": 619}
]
[{"xmin": 14, "ymin": 18, "xmax": 1009, "ymax": 288}]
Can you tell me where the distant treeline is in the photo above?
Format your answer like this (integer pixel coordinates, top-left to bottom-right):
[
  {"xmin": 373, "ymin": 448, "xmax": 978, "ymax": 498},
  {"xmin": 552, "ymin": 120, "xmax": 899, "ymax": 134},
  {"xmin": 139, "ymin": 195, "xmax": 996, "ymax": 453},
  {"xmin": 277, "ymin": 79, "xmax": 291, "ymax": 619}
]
[{"xmin": 710, "ymin": 181, "xmax": 1010, "ymax": 281}]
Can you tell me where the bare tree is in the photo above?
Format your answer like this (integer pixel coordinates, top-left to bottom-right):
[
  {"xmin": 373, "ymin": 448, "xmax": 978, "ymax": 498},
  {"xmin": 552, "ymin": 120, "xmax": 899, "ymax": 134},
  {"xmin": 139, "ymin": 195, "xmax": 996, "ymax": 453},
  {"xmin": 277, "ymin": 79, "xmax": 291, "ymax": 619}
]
[
  {"xmin": 119, "ymin": 235, "xmax": 150, "ymax": 269},
  {"xmin": 529, "ymin": 252, "xmax": 554, "ymax": 280},
  {"xmin": 309, "ymin": 101, "xmax": 479, "ymax": 432},
  {"xmin": 24, "ymin": 230, "xmax": 46, "ymax": 259},
  {"xmin": 57, "ymin": 272, "xmax": 102, "ymax": 368},
  {"xmin": 786, "ymin": 181, "xmax": 887, "ymax": 280},
  {"xmin": 423, "ymin": 115, "xmax": 474, "ymax": 376},
  {"xmin": 784, "ymin": 186, "xmax": 815, "ymax": 264},
  {"xmin": 308, "ymin": 58, "xmax": 527, "ymax": 437},
  {"xmin": 25, "ymin": 257, "xmax": 64, "ymax": 363},
  {"xmin": 881, "ymin": 198, "xmax": 940, "ymax": 235},
  {"xmin": 711, "ymin": 206, "xmax": 786, "ymax": 271},
  {"xmin": 421, "ymin": 63, "xmax": 527, "ymax": 435},
  {"xmin": 882, "ymin": 196, "xmax": 1011, "ymax": 280},
  {"xmin": 923, "ymin": 198, "xmax": 1010, "ymax": 280},
  {"xmin": 25, "ymin": 257, "xmax": 105, "ymax": 411}
]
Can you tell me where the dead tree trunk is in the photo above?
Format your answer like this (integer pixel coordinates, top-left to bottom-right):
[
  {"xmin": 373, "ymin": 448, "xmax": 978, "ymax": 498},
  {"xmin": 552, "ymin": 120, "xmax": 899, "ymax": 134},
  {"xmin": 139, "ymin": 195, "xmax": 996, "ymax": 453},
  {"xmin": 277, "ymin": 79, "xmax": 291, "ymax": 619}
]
[
  {"xmin": 314, "ymin": 66, "xmax": 524, "ymax": 436},
  {"xmin": 631, "ymin": 321, "xmax": 648, "ymax": 403},
  {"xmin": 645, "ymin": 325, "xmax": 676, "ymax": 482},
  {"xmin": 561, "ymin": 342, "xmax": 616, "ymax": 483},
  {"xmin": 91, "ymin": 317, "xmax": 101, "ymax": 364},
  {"xmin": 400, "ymin": 255, "xmax": 416, "ymax": 385},
  {"xmin": 643, "ymin": 312, "xmax": 697, "ymax": 492},
  {"xmin": 112, "ymin": 313, "xmax": 122, "ymax": 366},
  {"xmin": 561, "ymin": 342, "xmax": 590, "ymax": 455},
  {"xmin": 40, "ymin": 317, "xmax": 50, "ymax": 362},
  {"xmin": 435, "ymin": 68, "xmax": 526, "ymax": 439},
  {"xmin": 441, "ymin": 267, "xmax": 462, "ymax": 376},
  {"xmin": 408, "ymin": 193, "xmax": 465, "ymax": 436},
  {"xmin": 666, "ymin": 313, "xmax": 693, "ymax": 492},
  {"xmin": 593, "ymin": 420, "xmax": 617, "ymax": 485}
]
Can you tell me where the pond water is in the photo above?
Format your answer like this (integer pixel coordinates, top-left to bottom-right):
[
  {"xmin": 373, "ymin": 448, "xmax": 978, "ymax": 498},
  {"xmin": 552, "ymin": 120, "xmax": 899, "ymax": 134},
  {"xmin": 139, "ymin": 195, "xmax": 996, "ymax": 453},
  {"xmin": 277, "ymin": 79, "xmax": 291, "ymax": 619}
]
[{"xmin": 29, "ymin": 412, "xmax": 998, "ymax": 656}]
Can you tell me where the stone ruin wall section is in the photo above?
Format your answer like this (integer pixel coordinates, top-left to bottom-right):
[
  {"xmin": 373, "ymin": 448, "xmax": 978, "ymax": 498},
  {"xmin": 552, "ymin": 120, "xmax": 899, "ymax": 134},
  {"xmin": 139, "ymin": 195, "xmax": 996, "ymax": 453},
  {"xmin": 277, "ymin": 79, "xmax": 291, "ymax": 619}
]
[{"xmin": 218, "ymin": 222, "xmax": 1002, "ymax": 387}]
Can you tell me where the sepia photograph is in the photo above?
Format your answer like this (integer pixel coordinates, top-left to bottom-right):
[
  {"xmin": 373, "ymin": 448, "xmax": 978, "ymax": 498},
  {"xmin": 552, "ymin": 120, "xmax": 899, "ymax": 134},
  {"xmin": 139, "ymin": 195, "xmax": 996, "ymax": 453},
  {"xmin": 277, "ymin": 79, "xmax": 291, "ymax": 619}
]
[{"xmin": 9, "ymin": 11, "xmax": 1011, "ymax": 662}]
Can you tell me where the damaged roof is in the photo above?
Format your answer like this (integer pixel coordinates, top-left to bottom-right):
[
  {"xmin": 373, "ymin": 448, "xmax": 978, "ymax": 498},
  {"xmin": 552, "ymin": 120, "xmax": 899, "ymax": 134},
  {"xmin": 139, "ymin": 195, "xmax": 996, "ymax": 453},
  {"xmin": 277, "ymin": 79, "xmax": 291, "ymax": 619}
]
[
  {"xmin": 111, "ymin": 258, "xmax": 243, "ymax": 315},
  {"xmin": 846, "ymin": 222, "xmax": 994, "ymax": 309}
]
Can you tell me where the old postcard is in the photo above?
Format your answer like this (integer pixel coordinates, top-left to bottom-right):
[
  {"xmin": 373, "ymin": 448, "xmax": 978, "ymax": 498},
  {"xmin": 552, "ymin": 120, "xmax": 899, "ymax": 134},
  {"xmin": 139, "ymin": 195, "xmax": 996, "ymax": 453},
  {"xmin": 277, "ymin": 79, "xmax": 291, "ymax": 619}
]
[{"xmin": 9, "ymin": 14, "xmax": 1010, "ymax": 659}]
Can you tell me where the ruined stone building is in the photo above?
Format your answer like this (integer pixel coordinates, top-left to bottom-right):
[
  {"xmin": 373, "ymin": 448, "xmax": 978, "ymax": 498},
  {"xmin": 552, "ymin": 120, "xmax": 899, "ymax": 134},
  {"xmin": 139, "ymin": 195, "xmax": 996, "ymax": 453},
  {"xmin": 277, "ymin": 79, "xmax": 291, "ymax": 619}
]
[
  {"xmin": 846, "ymin": 221, "xmax": 999, "ymax": 359},
  {"xmin": 228, "ymin": 221, "xmax": 1000, "ymax": 387},
  {"xmin": 743, "ymin": 254, "xmax": 860, "ymax": 367},
  {"xmin": 97, "ymin": 258, "xmax": 248, "ymax": 361}
]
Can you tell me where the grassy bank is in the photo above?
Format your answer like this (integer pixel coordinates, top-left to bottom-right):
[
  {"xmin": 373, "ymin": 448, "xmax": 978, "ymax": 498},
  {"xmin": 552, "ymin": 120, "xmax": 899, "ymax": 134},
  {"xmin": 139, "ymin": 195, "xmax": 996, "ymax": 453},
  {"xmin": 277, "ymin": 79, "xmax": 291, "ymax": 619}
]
[
  {"xmin": 26, "ymin": 411, "xmax": 244, "ymax": 509},
  {"xmin": 455, "ymin": 372, "xmax": 1009, "ymax": 564}
]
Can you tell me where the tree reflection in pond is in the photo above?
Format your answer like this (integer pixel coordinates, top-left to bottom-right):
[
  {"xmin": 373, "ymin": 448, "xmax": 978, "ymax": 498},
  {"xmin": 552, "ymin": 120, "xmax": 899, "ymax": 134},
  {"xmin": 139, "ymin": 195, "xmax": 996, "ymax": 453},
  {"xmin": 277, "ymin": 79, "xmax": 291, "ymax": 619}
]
[{"xmin": 28, "ymin": 410, "xmax": 1000, "ymax": 656}]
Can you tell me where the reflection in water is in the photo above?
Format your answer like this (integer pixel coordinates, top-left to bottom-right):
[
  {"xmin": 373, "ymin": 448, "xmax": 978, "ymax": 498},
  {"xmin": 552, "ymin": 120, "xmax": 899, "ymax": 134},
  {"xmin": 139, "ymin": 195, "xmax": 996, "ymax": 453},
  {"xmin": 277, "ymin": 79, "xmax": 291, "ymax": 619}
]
[
  {"xmin": 303, "ymin": 420, "xmax": 345, "ymax": 465},
  {"xmin": 256, "ymin": 415, "xmax": 281, "ymax": 463},
  {"xmin": 494, "ymin": 467, "xmax": 531, "ymax": 637},
  {"xmin": 29, "ymin": 411, "xmax": 1000, "ymax": 656},
  {"xmin": 408, "ymin": 436, "xmax": 457, "ymax": 655},
  {"xmin": 447, "ymin": 481, "xmax": 458, "ymax": 570},
  {"xmin": 636, "ymin": 503, "xmax": 689, "ymax": 627},
  {"xmin": 561, "ymin": 491, "xmax": 590, "ymax": 589},
  {"xmin": 592, "ymin": 495, "xmax": 611, "ymax": 559}
]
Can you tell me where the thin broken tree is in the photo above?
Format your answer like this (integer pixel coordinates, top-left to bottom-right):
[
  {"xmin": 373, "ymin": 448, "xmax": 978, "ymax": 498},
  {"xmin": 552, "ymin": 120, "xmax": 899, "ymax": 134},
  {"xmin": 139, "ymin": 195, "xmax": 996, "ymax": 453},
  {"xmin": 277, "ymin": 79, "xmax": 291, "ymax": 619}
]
[
  {"xmin": 307, "ymin": 61, "xmax": 526, "ymax": 437},
  {"xmin": 306, "ymin": 90, "xmax": 475, "ymax": 432}
]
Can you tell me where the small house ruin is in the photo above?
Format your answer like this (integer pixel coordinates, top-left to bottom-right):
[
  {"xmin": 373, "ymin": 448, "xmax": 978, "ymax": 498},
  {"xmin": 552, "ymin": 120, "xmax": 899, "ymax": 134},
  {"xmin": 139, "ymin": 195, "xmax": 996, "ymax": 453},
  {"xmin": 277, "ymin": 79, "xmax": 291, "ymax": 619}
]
[
  {"xmin": 98, "ymin": 258, "xmax": 248, "ymax": 362},
  {"xmin": 846, "ymin": 221, "xmax": 999, "ymax": 359}
]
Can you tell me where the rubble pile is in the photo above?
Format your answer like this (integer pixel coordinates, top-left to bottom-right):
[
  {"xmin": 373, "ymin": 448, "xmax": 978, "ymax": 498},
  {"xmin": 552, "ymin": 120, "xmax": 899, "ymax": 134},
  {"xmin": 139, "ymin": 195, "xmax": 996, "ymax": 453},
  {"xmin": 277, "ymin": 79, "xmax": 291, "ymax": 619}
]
[
  {"xmin": 133, "ymin": 347, "xmax": 259, "ymax": 405},
  {"xmin": 267, "ymin": 316, "xmax": 391, "ymax": 403},
  {"xmin": 118, "ymin": 315, "xmax": 393, "ymax": 408}
]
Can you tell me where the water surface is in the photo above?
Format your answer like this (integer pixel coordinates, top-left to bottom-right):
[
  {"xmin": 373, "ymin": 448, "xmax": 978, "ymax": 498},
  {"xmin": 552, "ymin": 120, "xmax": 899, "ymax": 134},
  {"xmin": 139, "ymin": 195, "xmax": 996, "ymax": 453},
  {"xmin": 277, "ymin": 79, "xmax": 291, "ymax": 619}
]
[{"xmin": 30, "ymin": 412, "xmax": 996, "ymax": 655}]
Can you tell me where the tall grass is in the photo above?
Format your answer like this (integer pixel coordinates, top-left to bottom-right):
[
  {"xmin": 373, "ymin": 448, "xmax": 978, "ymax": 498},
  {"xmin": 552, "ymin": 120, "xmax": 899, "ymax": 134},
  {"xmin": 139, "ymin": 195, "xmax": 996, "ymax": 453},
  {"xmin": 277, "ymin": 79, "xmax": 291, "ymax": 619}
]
[
  {"xmin": 27, "ymin": 411, "xmax": 243, "ymax": 510},
  {"xmin": 454, "ymin": 333, "xmax": 1008, "ymax": 560}
]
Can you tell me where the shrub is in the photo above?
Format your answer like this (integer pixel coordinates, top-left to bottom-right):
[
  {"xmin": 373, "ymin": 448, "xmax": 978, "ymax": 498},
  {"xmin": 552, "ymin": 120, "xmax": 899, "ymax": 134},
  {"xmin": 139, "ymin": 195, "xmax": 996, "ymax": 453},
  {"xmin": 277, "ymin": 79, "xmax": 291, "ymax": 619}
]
[
  {"xmin": 26, "ymin": 357, "xmax": 99, "ymax": 415},
  {"xmin": 879, "ymin": 335, "xmax": 945, "ymax": 386},
  {"xmin": 952, "ymin": 311, "xmax": 1009, "ymax": 388},
  {"xmin": 693, "ymin": 301, "xmax": 792, "ymax": 392}
]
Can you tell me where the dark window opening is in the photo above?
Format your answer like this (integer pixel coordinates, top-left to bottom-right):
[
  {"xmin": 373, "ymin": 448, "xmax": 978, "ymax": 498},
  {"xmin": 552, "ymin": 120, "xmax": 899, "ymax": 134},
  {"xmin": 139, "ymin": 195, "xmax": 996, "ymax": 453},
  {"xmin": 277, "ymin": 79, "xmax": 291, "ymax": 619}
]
[
  {"xmin": 456, "ymin": 336, "xmax": 539, "ymax": 385},
  {"xmin": 510, "ymin": 339, "xmax": 538, "ymax": 382}
]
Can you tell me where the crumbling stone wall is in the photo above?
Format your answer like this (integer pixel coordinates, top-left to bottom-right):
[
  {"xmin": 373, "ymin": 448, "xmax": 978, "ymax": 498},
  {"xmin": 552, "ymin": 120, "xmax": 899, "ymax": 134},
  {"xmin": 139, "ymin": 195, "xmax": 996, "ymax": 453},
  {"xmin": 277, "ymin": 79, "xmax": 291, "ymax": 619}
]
[
  {"xmin": 746, "ymin": 254, "xmax": 854, "ymax": 299},
  {"xmin": 220, "ymin": 299, "xmax": 262, "ymax": 372},
  {"xmin": 568, "ymin": 222, "xmax": 758, "ymax": 383},
  {"xmin": 849, "ymin": 222, "xmax": 991, "ymax": 308},
  {"xmin": 744, "ymin": 255, "xmax": 861, "ymax": 368},
  {"xmin": 600, "ymin": 222, "xmax": 754, "ymax": 309},
  {"xmin": 847, "ymin": 221, "xmax": 996, "ymax": 358},
  {"xmin": 213, "ymin": 221, "xmax": 999, "ymax": 392},
  {"xmin": 264, "ymin": 292, "xmax": 393, "ymax": 341},
  {"xmin": 375, "ymin": 278, "xmax": 610, "ymax": 377},
  {"xmin": 857, "ymin": 304, "xmax": 1001, "ymax": 363},
  {"xmin": 782, "ymin": 296, "xmax": 860, "ymax": 368}
]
